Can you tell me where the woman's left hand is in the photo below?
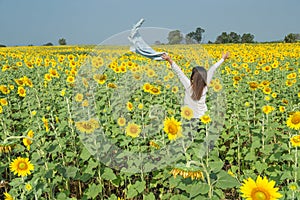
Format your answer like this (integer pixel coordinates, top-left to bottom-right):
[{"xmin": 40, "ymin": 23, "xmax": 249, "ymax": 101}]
[{"xmin": 222, "ymin": 52, "xmax": 230, "ymax": 60}]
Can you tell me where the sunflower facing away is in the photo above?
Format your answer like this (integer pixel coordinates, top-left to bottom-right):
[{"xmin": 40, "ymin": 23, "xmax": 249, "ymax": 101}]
[
  {"xmin": 240, "ymin": 175, "xmax": 282, "ymax": 200},
  {"xmin": 163, "ymin": 117, "xmax": 182, "ymax": 140},
  {"xmin": 10, "ymin": 157, "xmax": 34, "ymax": 177}
]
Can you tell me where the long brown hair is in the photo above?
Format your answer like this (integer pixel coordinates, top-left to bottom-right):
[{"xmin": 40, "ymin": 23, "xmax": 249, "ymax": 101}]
[{"xmin": 190, "ymin": 66, "xmax": 207, "ymax": 101}]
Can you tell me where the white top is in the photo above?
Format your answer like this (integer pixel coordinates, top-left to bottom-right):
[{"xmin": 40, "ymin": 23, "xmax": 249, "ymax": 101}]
[{"xmin": 171, "ymin": 58, "xmax": 224, "ymax": 118}]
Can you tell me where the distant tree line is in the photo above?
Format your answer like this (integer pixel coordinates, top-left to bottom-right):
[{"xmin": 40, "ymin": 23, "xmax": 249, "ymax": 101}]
[
  {"xmin": 1, "ymin": 32, "xmax": 299, "ymax": 47},
  {"xmin": 165, "ymin": 27, "xmax": 300, "ymax": 44}
]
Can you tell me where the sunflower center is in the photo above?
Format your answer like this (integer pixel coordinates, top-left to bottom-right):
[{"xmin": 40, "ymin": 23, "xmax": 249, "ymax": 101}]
[
  {"xmin": 83, "ymin": 123, "xmax": 93, "ymax": 130},
  {"xmin": 18, "ymin": 161, "xmax": 28, "ymax": 170},
  {"xmin": 168, "ymin": 124, "xmax": 178, "ymax": 135},
  {"xmin": 251, "ymin": 188, "xmax": 270, "ymax": 200},
  {"xmin": 130, "ymin": 126, "xmax": 138, "ymax": 133},
  {"xmin": 291, "ymin": 114, "xmax": 300, "ymax": 124},
  {"xmin": 184, "ymin": 110, "xmax": 191, "ymax": 116}
]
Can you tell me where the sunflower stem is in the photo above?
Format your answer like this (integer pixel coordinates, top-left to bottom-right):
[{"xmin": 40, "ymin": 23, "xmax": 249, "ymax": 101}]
[{"xmin": 295, "ymin": 146, "xmax": 298, "ymax": 183}]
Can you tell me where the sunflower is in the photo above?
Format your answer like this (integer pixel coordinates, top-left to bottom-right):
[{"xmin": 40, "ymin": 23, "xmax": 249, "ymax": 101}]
[
  {"xmin": 44, "ymin": 73, "xmax": 52, "ymax": 81},
  {"xmin": 15, "ymin": 78, "xmax": 25, "ymax": 86},
  {"xmin": 75, "ymin": 93, "xmax": 84, "ymax": 102},
  {"xmin": 282, "ymin": 99, "xmax": 288, "ymax": 105},
  {"xmin": 42, "ymin": 117, "xmax": 49, "ymax": 132},
  {"xmin": 262, "ymin": 105, "xmax": 275, "ymax": 115},
  {"xmin": 10, "ymin": 157, "xmax": 34, "ymax": 177},
  {"xmin": 3, "ymin": 192, "xmax": 13, "ymax": 200},
  {"xmin": 93, "ymin": 74, "xmax": 107, "ymax": 84},
  {"xmin": 107, "ymin": 83, "xmax": 117, "ymax": 88},
  {"xmin": 125, "ymin": 122, "xmax": 141, "ymax": 138},
  {"xmin": 254, "ymin": 70, "xmax": 260, "ymax": 75},
  {"xmin": 170, "ymin": 165, "xmax": 203, "ymax": 180},
  {"xmin": 138, "ymin": 103, "xmax": 143, "ymax": 109},
  {"xmin": 147, "ymin": 69, "xmax": 156, "ymax": 77},
  {"xmin": 0, "ymin": 143, "xmax": 15, "ymax": 153},
  {"xmin": 127, "ymin": 102, "xmax": 133, "ymax": 111},
  {"xmin": 75, "ymin": 121, "xmax": 95, "ymax": 134},
  {"xmin": 287, "ymin": 111, "xmax": 300, "ymax": 130},
  {"xmin": 0, "ymin": 98, "xmax": 8, "ymax": 106},
  {"xmin": 286, "ymin": 80, "xmax": 293, "ymax": 87},
  {"xmin": 149, "ymin": 141, "xmax": 160, "ymax": 149},
  {"xmin": 248, "ymin": 81, "xmax": 259, "ymax": 91},
  {"xmin": 290, "ymin": 135, "xmax": 300, "ymax": 147},
  {"xmin": 66, "ymin": 76, "xmax": 75, "ymax": 83},
  {"xmin": 163, "ymin": 117, "xmax": 182, "ymax": 140},
  {"xmin": 287, "ymin": 72, "xmax": 297, "ymax": 79},
  {"xmin": 181, "ymin": 106, "xmax": 194, "ymax": 120},
  {"xmin": 23, "ymin": 130, "xmax": 34, "ymax": 150},
  {"xmin": 0, "ymin": 85, "xmax": 10, "ymax": 94},
  {"xmin": 200, "ymin": 115, "xmax": 211, "ymax": 124},
  {"xmin": 172, "ymin": 86, "xmax": 179, "ymax": 94},
  {"xmin": 240, "ymin": 175, "xmax": 282, "ymax": 200},
  {"xmin": 262, "ymin": 65, "xmax": 272, "ymax": 72},
  {"xmin": 264, "ymin": 96, "xmax": 271, "ymax": 101},
  {"xmin": 17, "ymin": 86, "xmax": 26, "ymax": 97},
  {"xmin": 143, "ymin": 83, "xmax": 152, "ymax": 92},
  {"xmin": 82, "ymin": 100, "xmax": 89, "ymax": 107},
  {"xmin": 288, "ymin": 183, "xmax": 298, "ymax": 191},
  {"xmin": 49, "ymin": 68, "xmax": 59, "ymax": 78},
  {"xmin": 263, "ymin": 87, "xmax": 272, "ymax": 95},
  {"xmin": 25, "ymin": 183, "xmax": 32, "ymax": 191},
  {"xmin": 245, "ymin": 102, "xmax": 250, "ymax": 107},
  {"xmin": 279, "ymin": 106, "xmax": 285, "ymax": 113},
  {"xmin": 149, "ymin": 86, "xmax": 161, "ymax": 95},
  {"xmin": 24, "ymin": 77, "xmax": 33, "ymax": 88},
  {"xmin": 117, "ymin": 117, "xmax": 126, "ymax": 126}
]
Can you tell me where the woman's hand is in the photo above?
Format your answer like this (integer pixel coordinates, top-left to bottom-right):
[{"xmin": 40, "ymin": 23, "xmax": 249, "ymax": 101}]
[
  {"xmin": 161, "ymin": 53, "xmax": 173, "ymax": 64},
  {"xmin": 222, "ymin": 52, "xmax": 230, "ymax": 60}
]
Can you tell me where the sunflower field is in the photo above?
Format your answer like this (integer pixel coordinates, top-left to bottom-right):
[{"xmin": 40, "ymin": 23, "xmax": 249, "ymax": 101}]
[{"xmin": 0, "ymin": 43, "xmax": 300, "ymax": 200}]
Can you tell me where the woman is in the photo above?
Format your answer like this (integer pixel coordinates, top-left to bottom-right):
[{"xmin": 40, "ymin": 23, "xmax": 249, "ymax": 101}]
[{"xmin": 161, "ymin": 52, "xmax": 229, "ymax": 119}]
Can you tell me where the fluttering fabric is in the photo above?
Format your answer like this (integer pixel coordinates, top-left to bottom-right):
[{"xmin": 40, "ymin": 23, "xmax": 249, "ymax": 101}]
[{"xmin": 128, "ymin": 18, "xmax": 165, "ymax": 61}]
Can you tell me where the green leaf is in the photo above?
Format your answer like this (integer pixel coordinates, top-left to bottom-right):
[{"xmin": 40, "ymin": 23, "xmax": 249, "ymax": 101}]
[
  {"xmin": 65, "ymin": 166, "xmax": 78, "ymax": 178},
  {"xmin": 254, "ymin": 161, "xmax": 267, "ymax": 174},
  {"xmin": 209, "ymin": 160, "xmax": 224, "ymax": 173},
  {"xmin": 143, "ymin": 192, "xmax": 156, "ymax": 200},
  {"xmin": 80, "ymin": 147, "xmax": 91, "ymax": 161},
  {"xmin": 133, "ymin": 181, "xmax": 146, "ymax": 193},
  {"xmin": 86, "ymin": 183, "xmax": 102, "ymax": 199},
  {"xmin": 188, "ymin": 183, "xmax": 210, "ymax": 197},
  {"xmin": 170, "ymin": 194, "xmax": 190, "ymax": 200},
  {"xmin": 102, "ymin": 167, "xmax": 117, "ymax": 180},
  {"xmin": 215, "ymin": 170, "xmax": 240, "ymax": 189},
  {"xmin": 127, "ymin": 184, "xmax": 138, "ymax": 198},
  {"xmin": 169, "ymin": 176, "xmax": 181, "ymax": 188}
]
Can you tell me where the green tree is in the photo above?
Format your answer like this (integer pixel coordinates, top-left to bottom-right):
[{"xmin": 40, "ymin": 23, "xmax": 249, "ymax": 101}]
[
  {"xmin": 241, "ymin": 33, "xmax": 254, "ymax": 43},
  {"xmin": 186, "ymin": 27, "xmax": 205, "ymax": 43},
  {"xmin": 284, "ymin": 33, "xmax": 297, "ymax": 43},
  {"xmin": 228, "ymin": 32, "xmax": 241, "ymax": 43},
  {"xmin": 59, "ymin": 38, "xmax": 67, "ymax": 45},
  {"xmin": 167, "ymin": 30, "xmax": 183, "ymax": 44},
  {"xmin": 215, "ymin": 32, "xmax": 230, "ymax": 44}
]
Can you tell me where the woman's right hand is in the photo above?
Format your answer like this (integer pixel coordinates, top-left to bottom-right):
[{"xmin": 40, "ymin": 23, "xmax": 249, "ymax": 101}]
[{"xmin": 161, "ymin": 53, "xmax": 173, "ymax": 64}]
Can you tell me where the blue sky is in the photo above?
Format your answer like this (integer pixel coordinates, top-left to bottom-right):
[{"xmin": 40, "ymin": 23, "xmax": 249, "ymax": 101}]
[{"xmin": 0, "ymin": 0, "xmax": 299, "ymax": 46}]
